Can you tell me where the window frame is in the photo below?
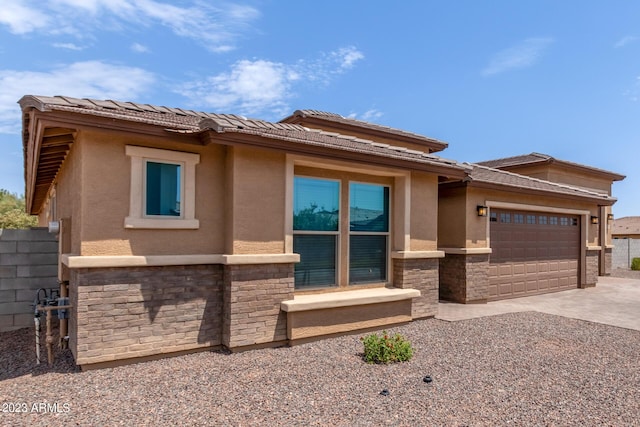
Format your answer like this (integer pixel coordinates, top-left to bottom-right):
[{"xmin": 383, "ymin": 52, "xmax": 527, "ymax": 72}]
[
  {"xmin": 291, "ymin": 175, "xmax": 392, "ymax": 290},
  {"xmin": 292, "ymin": 176, "xmax": 341, "ymax": 289},
  {"xmin": 143, "ymin": 159, "xmax": 183, "ymax": 218},
  {"xmin": 125, "ymin": 145, "xmax": 200, "ymax": 229},
  {"xmin": 348, "ymin": 181, "xmax": 390, "ymax": 285}
]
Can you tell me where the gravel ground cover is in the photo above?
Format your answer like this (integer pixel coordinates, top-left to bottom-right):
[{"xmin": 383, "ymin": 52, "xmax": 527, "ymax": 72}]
[{"xmin": 1, "ymin": 311, "xmax": 638, "ymax": 426}]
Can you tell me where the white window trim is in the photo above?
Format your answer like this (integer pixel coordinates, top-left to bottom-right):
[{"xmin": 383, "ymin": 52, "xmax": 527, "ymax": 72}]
[{"xmin": 125, "ymin": 145, "xmax": 200, "ymax": 229}]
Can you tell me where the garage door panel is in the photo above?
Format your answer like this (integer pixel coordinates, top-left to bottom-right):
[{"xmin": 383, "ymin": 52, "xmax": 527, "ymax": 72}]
[{"xmin": 489, "ymin": 209, "xmax": 579, "ymax": 301}]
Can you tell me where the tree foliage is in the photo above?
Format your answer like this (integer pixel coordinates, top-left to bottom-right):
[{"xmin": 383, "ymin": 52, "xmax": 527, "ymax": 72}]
[
  {"xmin": 0, "ymin": 189, "xmax": 38, "ymax": 229},
  {"xmin": 293, "ymin": 203, "xmax": 338, "ymax": 231}
]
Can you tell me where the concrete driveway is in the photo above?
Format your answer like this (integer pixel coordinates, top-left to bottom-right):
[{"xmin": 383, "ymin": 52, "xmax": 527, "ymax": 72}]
[{"xmin": 437, "ymin": 276, "xmax": 640, "ymax": 331}]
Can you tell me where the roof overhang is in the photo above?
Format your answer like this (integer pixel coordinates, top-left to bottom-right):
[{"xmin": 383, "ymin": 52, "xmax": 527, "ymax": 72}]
[
  {"xmin": 281, "ymin": 111, "xmax": 448, "ymax": 154},
  {"xmin": 200, "ymin": 129, "xmax": 468, "ymax": 179},
  {"xmin": 440, "ymin": 179, "xmax": 617, "ymax": 206}
]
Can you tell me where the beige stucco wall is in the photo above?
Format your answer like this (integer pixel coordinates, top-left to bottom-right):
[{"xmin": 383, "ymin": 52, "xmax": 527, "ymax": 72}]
[
  {"xmin": 409, "ymin": 172, "xmax": 438, "ymax": 251},
  {"xmin": 54, "ymin": 129, "xmax": 226, "ymax": 256},
  {"xmin": 504, "ymin": 164, "xmax": 613, "ymax": 195},
  {"xmin": 44, "ymin": 136, "xmax": 83, "ymax": 255},
  {"xmin": 226, "ymin": 146, "xmax": 287, "ymax": 254},
  {"xmin": 437, "ymin": 186, "xmax": 467, "ymax": 248}
]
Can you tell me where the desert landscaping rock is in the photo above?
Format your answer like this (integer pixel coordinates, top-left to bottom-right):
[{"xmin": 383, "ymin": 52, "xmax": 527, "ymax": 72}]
[{"xmin": 1, "ymin": 311, "xmax": 638, "ymax": 426}]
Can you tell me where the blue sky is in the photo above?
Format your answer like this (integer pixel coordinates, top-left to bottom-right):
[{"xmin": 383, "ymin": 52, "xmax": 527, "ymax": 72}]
[{"xmin": 1, "ymin": 1, "xmax": 638, "ymax": 217}]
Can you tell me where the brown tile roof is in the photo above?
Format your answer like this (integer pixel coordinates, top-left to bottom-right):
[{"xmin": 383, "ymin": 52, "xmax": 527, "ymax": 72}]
[
  {"xmin": 477, "ymin": 152, "xmax": 625, "ymax": 181},
  {"xmin": 19, "ymin": 95, "xmax": 469, "ymax": 175},
  {"xmin": 465, "ymin": 163, "xmax": 617, "ymax": 203},
  {"xmin": 612, "ymin": 217, "xmax": 640, "ymax": 235},
  {"xmin": 280, "ymin": 109, "xmax": 449, "ymax": 152}
]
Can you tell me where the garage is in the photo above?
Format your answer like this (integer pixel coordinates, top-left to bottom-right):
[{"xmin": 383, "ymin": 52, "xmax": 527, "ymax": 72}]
[{"xmin": 488, "ymin": 209, "xmax": 580, "ymax": 301}]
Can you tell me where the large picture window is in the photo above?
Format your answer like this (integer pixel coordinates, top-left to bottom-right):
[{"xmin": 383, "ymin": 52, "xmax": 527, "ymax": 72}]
[
  {"xmin": 293, "ymin": 177, "xmax": 339, "ymax": 289},
  {"xmin": 349, "ymin": 183, "xmax": 389, "ymax": 284}
]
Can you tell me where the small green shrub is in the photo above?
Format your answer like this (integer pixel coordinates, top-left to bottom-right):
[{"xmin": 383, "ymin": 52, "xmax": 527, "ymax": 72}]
[
  {"xmin": 631, "ymin": 258, "xmax": 640, "ymax": 271},
  {"xmin": 360, "ymin": 330, "xmax": 413, "ymax": 364}
]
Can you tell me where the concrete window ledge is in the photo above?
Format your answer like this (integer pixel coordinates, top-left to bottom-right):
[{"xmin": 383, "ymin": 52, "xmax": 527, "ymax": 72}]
[
  {"xmin": 281, "ymin": 288, "xmax": 421, "ymax": 341},
  {"xmin": 281, "ymin": 287, "xmax": 420, "ymax": 312}
]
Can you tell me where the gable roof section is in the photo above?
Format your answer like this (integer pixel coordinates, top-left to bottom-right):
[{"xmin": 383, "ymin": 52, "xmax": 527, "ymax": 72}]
[
  {"xmin": 280, "ymin": 109, "xmax": 448, "ymax": 153},
  {"xmin": 611, "ymin": 217, "xmax": 640, "ymax": 236},
  {"xmin": 458, "ymin": 163, "xmax": 617, "ymax": 204},
  {"xmin": 20, "ymin": 95, "xmax": 469, "ymax": 213},
  {"xmin": 477, "ymin": 152, "xmax": 625, "ymax": 181}
]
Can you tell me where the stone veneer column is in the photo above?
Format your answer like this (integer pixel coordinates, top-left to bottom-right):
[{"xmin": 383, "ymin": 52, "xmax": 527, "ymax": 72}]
[
  {"xmin": 582, "ymin": 250, "xmax": 599, "ymax": 288},
  {"xmin": 439, "ymin": 253, "xmax": 490, "ymax": 304},
  {"xmin": 603, "ymin": 247, "xmax": 612, "ymax": 276},
  {"xmin": 222, "ymin": 263, "xmax": 294, "ymax": 349},
  {"xmin": 392, "ymin": 258, "xmax": 439, "ymax": 319},
  {"xmin": 70, "ymin": 265, "xmax": 223, "ymax": 367}
]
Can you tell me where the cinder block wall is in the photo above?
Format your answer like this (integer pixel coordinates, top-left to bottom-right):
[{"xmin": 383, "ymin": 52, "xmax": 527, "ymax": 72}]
[
  {"xmin": 0, "ymin": 228, "xmax": 58, "ymax": 332},
  {"xmin": 612, "ymin": 238, "xmax": 640, "ymax": 269}
]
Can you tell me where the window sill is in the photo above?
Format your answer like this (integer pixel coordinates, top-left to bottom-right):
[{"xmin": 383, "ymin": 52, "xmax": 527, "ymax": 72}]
[
  {"xmin": 281, "ymin": 287, "xmax": 420, "ymax": 312},
  {"xmin": 124, "ymin": 217, "xmax": 200, "ymax": 229}
]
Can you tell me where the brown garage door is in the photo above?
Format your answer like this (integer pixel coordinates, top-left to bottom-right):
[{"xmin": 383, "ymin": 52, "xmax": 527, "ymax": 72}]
[{"xmin": 488, "ymin": 209, "xmax": 579, "ymax": 301}]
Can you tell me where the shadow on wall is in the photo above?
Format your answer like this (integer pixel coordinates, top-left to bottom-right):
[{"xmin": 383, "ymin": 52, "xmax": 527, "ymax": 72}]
[{"xmin": 76, "ymin": 265, "xmax": 224, "ymax": 357}]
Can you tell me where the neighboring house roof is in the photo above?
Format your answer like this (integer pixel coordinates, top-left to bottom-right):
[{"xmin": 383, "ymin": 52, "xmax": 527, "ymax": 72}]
[
  {"xmin": 476, "ymin": 152, "xmax": 626, "ymax": 182},
  {"xmin": 456, "ymin": 163, "xmax": 617, "ymax": 204},
  {"xmin": 19, "ymin": 95, "xmax": 469, "ymax": 213},
  {"xmin": 611, "ymin": 217, "xmax": 640, "ymax": 236},
  {"xmin": 280, "ymin": 109, "xmax": 448, "ymax": 153}
]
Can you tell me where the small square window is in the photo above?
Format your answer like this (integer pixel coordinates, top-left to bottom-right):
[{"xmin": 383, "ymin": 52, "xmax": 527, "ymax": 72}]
[
  {"xmin": 125, "ymin": 146, "xmax": 199, "ymax": 229},
  {"xmin": 490, "ymin": 212, "xmax": 498, "ymax": 222},
  {"xmin": 561, "ymin": 217, "xmax": 569, "ymax": 226},
  {"xmin": 500, "ymin": 213, "xmax": 511, "ymax": 223},
  {"xmin": 514, "ymin": 214, "xmax": 524, "ymax": 224},
  {"xmin": 526, "ymin": 215, "xmax": 536, "ymax": 224},
  {"xmin": 539, "ymin": 215, "xmax": 548, "ymax": 225},
  {"xmin": 550, "ymin": 216, "xmax": 558, "ymax": 225}
]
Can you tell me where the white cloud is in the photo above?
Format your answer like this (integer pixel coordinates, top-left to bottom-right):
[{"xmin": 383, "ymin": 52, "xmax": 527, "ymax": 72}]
[
  {"xmin": 131, "ymin": 42, "xmax": 149, "ymax": 53},
  {"xmin": 333, "ymin": 46, "xmax": 365, "ymax": 70},
  {"xmin": 0, "ymin": 61, "xmax": 156, "ymax": 134},
  {"xmin": 0, "ymin": 2, "xmax": 50, "ymax": 34},
  {"xmin": 614, "ymin": 36, "xmax": 638, "ymax": 48},
  {"xmin": 348, "ymin": 109, "xmax": 383, "ymax": 122},
  {"xmin": 178, "ymin": 60, "xmax": 295, "ymax": 117},
  {"xmin": 53, "ymin": 42, "xmax": 84, "ymax": 51},
  {"xmin": 178, "ymin": 47, "xmax": 365, "ymax": 117},
  {"xmin": 482, "ymin": 38, "xmax": 554, "ymax": 76},
  {"xmin": 0, "ymin": 0, "xmax": 260, "ymax": 52}
]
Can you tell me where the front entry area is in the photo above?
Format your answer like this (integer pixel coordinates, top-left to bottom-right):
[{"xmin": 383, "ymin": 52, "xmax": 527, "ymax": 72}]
[{"xmin": 488, "ymin": 209, "xmax": 580, "ymax": 301}]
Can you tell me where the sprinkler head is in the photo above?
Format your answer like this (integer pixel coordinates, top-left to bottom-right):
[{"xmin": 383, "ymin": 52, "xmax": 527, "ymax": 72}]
[
  {"xmin": 423, "ymin": 375, "xmax": 433, "ymax": 383},
  {"xmin": 380, "ymin": 389, "xmax": 390, "ymax": 396}
]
